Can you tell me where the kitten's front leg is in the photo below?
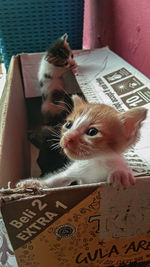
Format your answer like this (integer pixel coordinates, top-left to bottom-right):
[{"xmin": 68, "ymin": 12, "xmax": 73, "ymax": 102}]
[
  {"xmin": 16, "ymin": 179, "xmax": 47, "ymax": 189},
  {"xmin": 70, "ymin": 64, "xmax": 78, "ymax": 75},
  {"xmin": 43, "ymin": 162, "xmax": 81, "ymax": 188},
  {"xmin": 108, "ymin": 169, "xmax": 135, "ymax": 188},
  {"xmin": 16, "ymin": 174, "xmax": 75, "ymax": 189},
  {"xmin": 66, "ymin": 62, "xmax": 78, "ymax": 75},
  {"xmin": 16, "ymin": 163, "xmax": 77, "ymax": 189},
  {"xmin": 43, "ymin": 173, "xmax": 76, "ymax": 188},
  {"xmin": 107, "ymin": 157, "xmax": 136, "ymax": 188}
]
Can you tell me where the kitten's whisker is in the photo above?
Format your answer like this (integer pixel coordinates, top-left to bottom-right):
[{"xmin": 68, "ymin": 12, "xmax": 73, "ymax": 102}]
[
  {"xmin": 50, "ymin": 139, "xmax": 60, "ymax": 145},
  {"xmin": 50, "ymin": 131, "xmax": 60, "ymax": 137},
  {"xmin": 58, "ymin": 100, "xmax": 72, "ymax": 112},
  {"xmin": 50, "ymin": 142, "xmax": 60, "ymax": 148},
  {"xmin": 51, "ymin": 129, "xmax": 61, "ymax": 135},
  {"xmin": 63, "ymin": 153, "xmax": 69, "ymax": 160},
  {"xmin": 48, "ymin": 133, "xmax": 60, "ymax": 139},
  {"xmin": 50, "ymin": 136, "xmax": 60, "ymax": 140},
  {"xmin": 63, "ymin": 100, "xmax": 73, "ymax": 111},
  {"xmin": 50, "ymin": 144, "xmax": 61, "ymax": 151},
  {"xmin": 50, "ymin": 143, "xmax": 60, "ymax": 149},
  {"xmin": 46, "ymin": 136, "xmax": 60, "ymax": 141},
  {"xmin": 55, "ymin": 123, "xmax": 63, "ymax": 129},
  {"xmin": 45, "ymin": 127, "xmax": 58, "ymax": 135},
  {"xmin": 47, "ymin": 128, "xmax": 61, "ymax": 138},
  {"xmin": 49, "ymin": 138, "xmax": 60, "ymax": 143},
  {"xmin": 59, "ymin": 106, "xmax": 69, "ymax": 112},
  {"xmin": 54, "ymin": 104, "xmax": 69, "ymax": 113},
  {"xmin": 51, "ymin": 134, "xmax": 60, "ymax": 139}
]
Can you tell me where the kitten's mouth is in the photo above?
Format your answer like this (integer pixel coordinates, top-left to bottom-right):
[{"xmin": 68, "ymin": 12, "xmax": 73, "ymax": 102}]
[
  {"xmin": 63, "ymin": 147, "xmax": 90, "ymax": 160},
  {"xmin": 61, "ymin": 137, "xmax": 90, "ymax": 160},
  {"xmin": 63, "ymin": 147, "xmax": 77, "ymax": 159}
]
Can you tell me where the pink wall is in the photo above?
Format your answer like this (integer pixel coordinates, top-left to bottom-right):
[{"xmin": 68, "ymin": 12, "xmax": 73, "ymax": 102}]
[{"xmin": 83, "ymin": 0, "xmax": 150, "ymax": 78}]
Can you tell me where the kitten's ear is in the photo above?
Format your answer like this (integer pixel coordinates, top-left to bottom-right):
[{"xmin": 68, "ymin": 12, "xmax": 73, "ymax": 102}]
[
  {"xmin": 61, "ymin": 33, "xmax": 68, "ymax": 43},
  {"xmin": 119, "ymin": 107, "xmax": 147, "ymax": 144},
  {"xmin": 46, "ymin": 56, "xmax": 56, "ymax": 63},
  {"xmin": 72, "ymin": 95, "xmax": 86, "ymax": 108}
]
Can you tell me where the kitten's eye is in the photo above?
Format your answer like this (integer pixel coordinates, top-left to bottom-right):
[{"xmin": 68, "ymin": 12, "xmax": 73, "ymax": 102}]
[
  {"xmin": 71, "ymin": 54, "xmax": 74, "ymax": 58},
  {"xmin": 86, "ymin": 128, "xmax": 98, "ymax": 136},
  {"xmin": 65, "ymin": 121, "xmax": 72, "ymax": 129}
]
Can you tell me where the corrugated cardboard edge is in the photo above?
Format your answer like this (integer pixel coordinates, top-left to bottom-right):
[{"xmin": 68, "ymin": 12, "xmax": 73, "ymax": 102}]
[
  {"xmin": 0, "ymin": 183, "xmax": 100, "ymax": 204},
  {"xmin": 0, "ymin": 55, "xmax": 30, "ymax": 187},
  {"xmin": 0, "ymin": 56, "xmax": 15, "ymax": 148}
]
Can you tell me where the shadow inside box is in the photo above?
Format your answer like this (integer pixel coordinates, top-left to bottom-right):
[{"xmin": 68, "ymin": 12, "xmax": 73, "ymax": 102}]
[
  {"xmin": 25, "ymin": 94, "xmax": 84, "ymax": 181},
  {"xmin": 25, "ymin": 96, "xmax": 72, "ymax": 177}
]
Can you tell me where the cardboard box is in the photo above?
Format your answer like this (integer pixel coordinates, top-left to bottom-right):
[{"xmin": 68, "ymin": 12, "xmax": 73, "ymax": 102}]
[{"xmin": 0, "ymin": 48, "xmax": 150, "ymax": 267}]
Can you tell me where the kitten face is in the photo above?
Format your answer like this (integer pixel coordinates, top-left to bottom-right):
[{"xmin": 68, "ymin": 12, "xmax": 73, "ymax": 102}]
[
  {"xmin": 60, "ymin": 102, "xmax": 125, "ymax": 160},
  {"xmin": 45, "ymin": 34, "xmax": 76, "ymax": 69},
  {"xmin": 60, "ymin": 96, "xmax": 147, "ymax": 160}
]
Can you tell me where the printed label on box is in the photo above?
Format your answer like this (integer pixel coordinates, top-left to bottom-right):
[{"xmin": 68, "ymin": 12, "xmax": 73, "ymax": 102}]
[
  {"xmin": 121, "ymin": 87, "xmax": 150, "ymax": 108},
  {"xmin": 2, "ymin": 185, "xmax": 150, "ymax": 267},
  {"xmin": 104, "ymin": 68, "xmax": 131, "ymax": 84},
  {"xmin": 111, "ymin": 76, "xmax": 144, "ymax": 96}
]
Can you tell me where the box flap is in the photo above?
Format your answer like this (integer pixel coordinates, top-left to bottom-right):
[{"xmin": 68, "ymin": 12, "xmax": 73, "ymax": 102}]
[
  {"xmin": 20, "ymin": 53, "xmax": 43, "ymax": 98},
  {"xmin": 75, "ymin": 47, "xmax": 150, "ymax": 174},
  {"xmin": 20, "ymin": 50, "xmax": 86, "ymax": 98},
  {"xmin": 1, "ymin": 180, "xmax": 150, "ymax": 266},
  {"xmin": 0, "ymin": 56, "xmax": 30, "ymax": 187}
]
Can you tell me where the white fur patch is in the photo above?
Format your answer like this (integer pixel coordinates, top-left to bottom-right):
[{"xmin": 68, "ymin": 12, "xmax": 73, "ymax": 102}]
[{"xmin": 72, "ymin": 109, "xmax": 92, "ymax": 130}]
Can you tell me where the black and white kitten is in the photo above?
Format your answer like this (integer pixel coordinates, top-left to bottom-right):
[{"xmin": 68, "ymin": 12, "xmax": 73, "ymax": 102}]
[{"xmin": 38, "ymin": 34, "xmax": 77, "ymax": 119}]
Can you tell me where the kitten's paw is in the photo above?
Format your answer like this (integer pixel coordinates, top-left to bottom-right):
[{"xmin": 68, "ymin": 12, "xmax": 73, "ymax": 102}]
[
  {"xmin": 16, "ymin": 179, "xmax": 47, "ymax": 189},
  {"xmin": 70, "ymin": 64, "xmax": 78, "ymax": 75},
  {"xmin": 108, "ymin": 169, "xmax": 136, "ymax": 189}
]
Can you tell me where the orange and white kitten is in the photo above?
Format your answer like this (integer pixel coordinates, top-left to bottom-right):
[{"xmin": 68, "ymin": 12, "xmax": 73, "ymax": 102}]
[{"xmin": 17, "ymin": 95, "xmax": 147, "ymax": 189}]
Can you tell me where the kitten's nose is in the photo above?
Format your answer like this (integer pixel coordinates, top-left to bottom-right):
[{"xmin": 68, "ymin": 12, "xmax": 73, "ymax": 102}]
[{"xmin": 63, "ymin": 136, "xmax": 76, "ymax": 149}]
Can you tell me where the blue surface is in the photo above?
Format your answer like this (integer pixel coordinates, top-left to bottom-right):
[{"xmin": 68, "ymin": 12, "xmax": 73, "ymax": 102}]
[{"xmin": 0, "ymin": 0, "xmax": 84, "ymax": 70}]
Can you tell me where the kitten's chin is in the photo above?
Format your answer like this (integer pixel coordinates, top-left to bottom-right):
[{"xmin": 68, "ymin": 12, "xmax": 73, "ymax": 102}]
[
  {"xmin": 64, "ymin": 149, "xmax": 80, "ymax": 160},
  {"xmin": 63, "ymin": 148, "xmax": 93, "ymax": 160}
]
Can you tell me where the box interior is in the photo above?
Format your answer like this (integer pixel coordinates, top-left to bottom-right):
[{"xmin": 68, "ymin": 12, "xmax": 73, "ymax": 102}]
[
  {"xmin": 0, "ymin": 49, "xmax": 150, "ymax": 267},
  {"xmin": 0, "ymin": 54, "xmax": 82, "ymax": 187},
  {"xmin": 0, "ymin": 56, "xmax": 30, "ymax": 187},
  {"xmin": 1, "ymin": 48, "xmax": 150, "ymax": 189}
]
